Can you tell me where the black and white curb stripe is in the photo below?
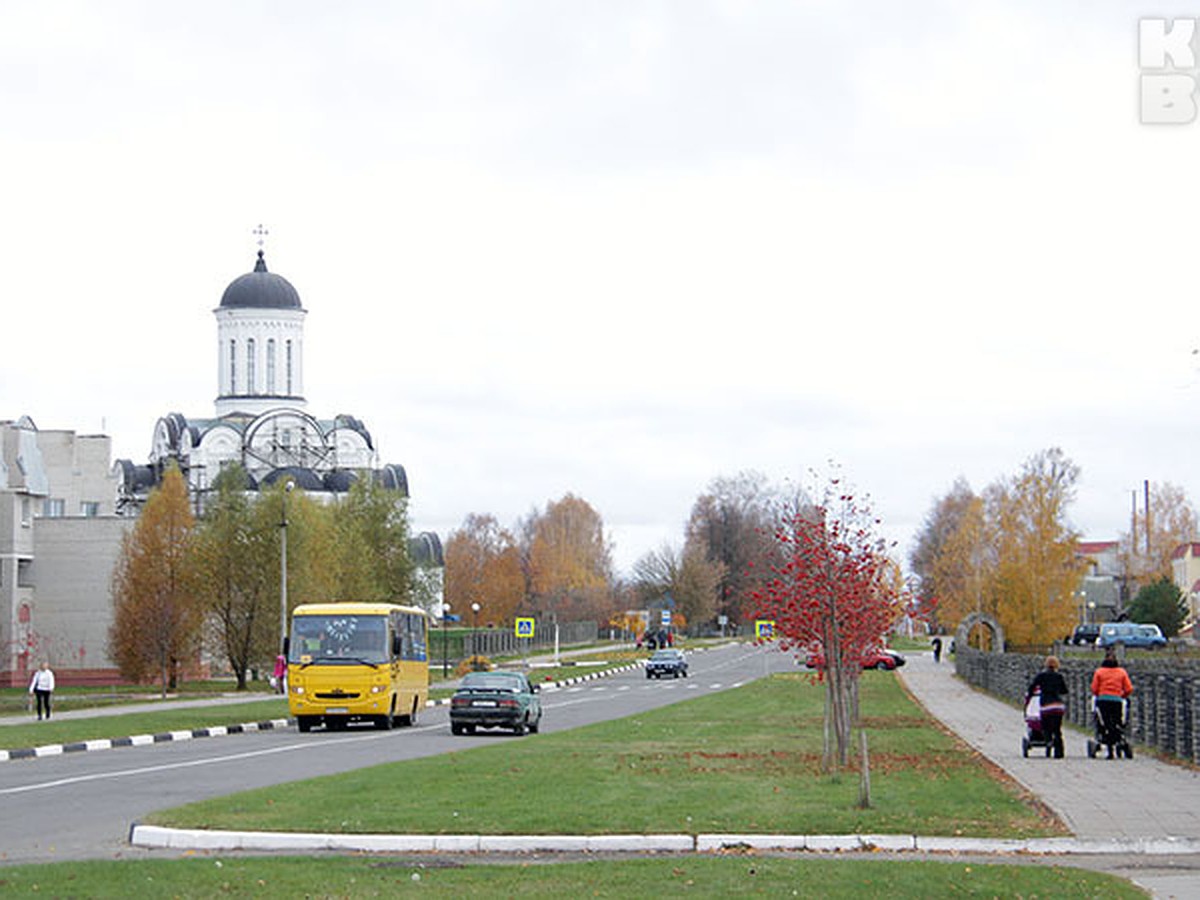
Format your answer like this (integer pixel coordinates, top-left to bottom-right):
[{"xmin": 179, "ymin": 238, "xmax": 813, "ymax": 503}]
[{"xmin": 0, "ymin": 719, "xmax": 292, "ymax": 762}]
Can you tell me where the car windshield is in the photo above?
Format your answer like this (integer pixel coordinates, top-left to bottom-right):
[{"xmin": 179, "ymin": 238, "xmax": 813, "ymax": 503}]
[
  {"xmin": 289, "ymin": 614, "xmax": 389, "ymax": 665},
  {"xmin": 651, "ymin": 650, "xmax": 681, "ymax": 661},
  {"xmin": 460, "ymin": 673, "xmax": 525, "ymax": 692}
]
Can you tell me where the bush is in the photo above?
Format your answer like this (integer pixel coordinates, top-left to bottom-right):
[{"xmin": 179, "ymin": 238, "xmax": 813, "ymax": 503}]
[{"xmin": 455, "ymin": 655, "xmax": 492, "ymax": 676}]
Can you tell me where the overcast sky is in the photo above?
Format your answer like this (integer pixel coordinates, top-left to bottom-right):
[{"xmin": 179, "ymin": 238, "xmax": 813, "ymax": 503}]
[{"xmin": 4, "ymin": 2, "xmax": 1200, "ymax": 576}]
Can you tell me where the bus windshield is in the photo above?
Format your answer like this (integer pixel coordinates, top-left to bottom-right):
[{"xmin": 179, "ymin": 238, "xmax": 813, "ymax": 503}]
[{"xmin": 289, "ymin": 614, "xmax": 389, "ymax": 665}]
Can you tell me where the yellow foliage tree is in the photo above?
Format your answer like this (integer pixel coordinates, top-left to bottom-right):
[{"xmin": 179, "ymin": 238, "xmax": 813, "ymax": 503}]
[
  {"xmin": 109, "ymin": 464, "xmax": 202, "ymax": 696},
  {"xmin": 986, "ymin": 449, "xmax": 1086, "ymax": 645},
  {"xmin": 526, "ymin": 494, "xmax": 614, "ymax": 621},
  {"xmin": 445, "ymin": 514, "xmax": 524, "ymax": 626}
]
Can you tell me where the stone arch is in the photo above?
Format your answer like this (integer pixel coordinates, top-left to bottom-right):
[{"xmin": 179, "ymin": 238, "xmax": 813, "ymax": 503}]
[{"xmin": 956, "ymin": 612, "xmax": 1005, "ymax": 653}]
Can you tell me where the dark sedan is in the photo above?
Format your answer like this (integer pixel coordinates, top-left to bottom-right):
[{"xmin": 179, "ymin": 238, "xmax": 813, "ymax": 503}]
[
  {"xmin": 645, "ymin": 648, "xmax": 689, "ymax": 679},
  {"xmin": 450, "ymin": 670, "xmax": 542, "ymax": 736}
]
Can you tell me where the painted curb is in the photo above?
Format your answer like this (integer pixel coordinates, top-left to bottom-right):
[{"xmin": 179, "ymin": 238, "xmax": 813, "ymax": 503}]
[{"xmin": 128, "ymin": 825, "xmax": 1200, "ymax": 856}]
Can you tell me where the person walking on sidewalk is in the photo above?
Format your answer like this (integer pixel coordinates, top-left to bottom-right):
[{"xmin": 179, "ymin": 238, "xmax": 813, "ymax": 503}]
[
  {"xmin": 1026, "ymin": 655, "xmax": 1067, "ymax": 757},
  {"xmin": 931, "ymin": 636, "xmax": 943, "ymax": 663},
  {"xmin": 1091, "ymin": 648, "xmax": 1133, "ymax": 758},
  {"xmin": 29, "ymin": 661, "xmax": 56, "ymax": 720}
]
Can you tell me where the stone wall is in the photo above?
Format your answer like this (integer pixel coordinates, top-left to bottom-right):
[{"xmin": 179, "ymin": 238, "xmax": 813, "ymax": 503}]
[{"xmin": 955, "ymin": 647, "xmax": 1200, "ymax": 765}]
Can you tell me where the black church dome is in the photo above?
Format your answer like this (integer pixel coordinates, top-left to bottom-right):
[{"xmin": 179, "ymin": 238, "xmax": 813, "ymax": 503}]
[{"xmin": 219, "ymin": 251, "xmax": 303, "ymax": 310}]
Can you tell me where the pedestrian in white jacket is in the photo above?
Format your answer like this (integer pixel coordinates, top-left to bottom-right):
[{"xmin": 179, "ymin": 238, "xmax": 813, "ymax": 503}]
[{"xmin": 29, "ymin": 661, "xmax": 55, "ymax": 720}]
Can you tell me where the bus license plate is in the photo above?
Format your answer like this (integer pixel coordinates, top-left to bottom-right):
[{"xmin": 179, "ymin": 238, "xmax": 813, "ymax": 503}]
[{"xmin": 325, "ymin": 707, "xmax": 349, "ymax": 714}]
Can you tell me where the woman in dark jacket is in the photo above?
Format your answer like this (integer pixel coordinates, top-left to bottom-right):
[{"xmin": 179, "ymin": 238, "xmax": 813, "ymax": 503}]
[{"xmin": 1026, "ymin": 655, "xmax": 1067, "ymax": 758}]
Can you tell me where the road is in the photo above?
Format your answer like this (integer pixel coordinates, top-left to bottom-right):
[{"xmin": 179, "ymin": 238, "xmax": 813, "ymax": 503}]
[{"xmin": 0, "ymin": 642, "xmax": 791, "ymax": 864}]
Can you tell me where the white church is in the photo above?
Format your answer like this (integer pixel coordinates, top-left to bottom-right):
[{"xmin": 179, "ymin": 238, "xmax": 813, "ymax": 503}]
[
  {"xmin": 2, "ymin": 246, "xmax": 440, "ymax": 686},
  {"xmin": 114, "ymin": 247, "xmax": 411, "ymax": 509}
]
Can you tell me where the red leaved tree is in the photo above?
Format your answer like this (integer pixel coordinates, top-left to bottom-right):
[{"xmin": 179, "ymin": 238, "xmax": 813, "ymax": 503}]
[{"xmin": 753, "ymin": 479, "xmax": 905, "ymax": 769}]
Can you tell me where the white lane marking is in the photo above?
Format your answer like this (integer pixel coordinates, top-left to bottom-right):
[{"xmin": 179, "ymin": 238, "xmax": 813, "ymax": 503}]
[{"xmin": 0, "ymin": 725, "xmax": 444, "ymax": 797}]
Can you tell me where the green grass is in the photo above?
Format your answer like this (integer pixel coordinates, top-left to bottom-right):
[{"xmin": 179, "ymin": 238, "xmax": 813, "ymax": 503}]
[
  {"xmin": 0, "ymin": 699, "xmax": 289, "ymax": 751},
  {"xmin": 149, "ymin": 673, "xmax": 1064, "ymax": 839},
  {"xmin": 0, "ymin": 854, "xmax": 1144, "ymax": 898}
]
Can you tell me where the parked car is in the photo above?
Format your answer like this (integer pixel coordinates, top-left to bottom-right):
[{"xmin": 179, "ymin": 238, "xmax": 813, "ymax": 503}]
[
  {"xmin": 1095, "ymin": 622, "xmax": 1167, "ymax": 649},
  {"xmin": 805, "ymin": 648, "xmax": 906, "ymax": 670},
  {"xmin": 450, "ymin": 670, "xmax": 542, "ymax": 736},
  {"xmin": 645, "ymin": 648, "xmax": 689, "ymax": 679},
  {"xmin": 1069, "ymin": 624, "xmax": 1101, "ymax": 646}
]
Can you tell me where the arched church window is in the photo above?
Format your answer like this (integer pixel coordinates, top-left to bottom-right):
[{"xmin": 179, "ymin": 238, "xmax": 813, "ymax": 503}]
[
  {"xmin": 267, "ymin": 338, "xmax": 276, "ymax": 393},
  {"xmin": 247, "ymin": 338, "xmax": 256, "ymax": 394}
]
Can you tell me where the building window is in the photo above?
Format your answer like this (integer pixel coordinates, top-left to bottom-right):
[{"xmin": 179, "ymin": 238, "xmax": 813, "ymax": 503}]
[
  {"xmin": 42, "ymin": 498, "xmax": 65, "ymax": 518},
  {"xmin": 247, "ymin": 338, "xmax": 256, "ymax": 394},
  {"xmin": 81, "ymin": 501, "xmax": 100, "ymax": 517},
  {"xmin": 21, "ymin": 497, "xmax": 31, "ymax": 527},
  {"xmin": 230, "ymin": 339, "xmax": 237, "ymax": 393},
  {"xmin": 17, "ymin": 558, "xmax": 34, "ymax": 588},
  {"xmin": 267, "ymin": 338, "xmax": 276, "ymax": 393},
  {"xmin": 286, "ymin": 340, "xmax": 294, "ymax": 394}
]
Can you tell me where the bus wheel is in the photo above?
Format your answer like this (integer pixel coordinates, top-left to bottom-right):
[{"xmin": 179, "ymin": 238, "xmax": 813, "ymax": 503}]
[
  {"xmin": 297, "ymin": 716, "xmax": 313, "ymax": 733},
  {"xmin": 376, "ymin": 708, "xmax": 394, "ymax": 730}
]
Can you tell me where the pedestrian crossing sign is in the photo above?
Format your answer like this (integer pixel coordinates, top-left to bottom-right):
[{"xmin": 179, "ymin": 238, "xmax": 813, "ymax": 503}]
[
  {"xmin": 755, "ymin": 620, "xmax": 775, "ymax": 640},
  {"xmin": 515, "ymin": 617, "xmax": 535, "ymax": 639}
]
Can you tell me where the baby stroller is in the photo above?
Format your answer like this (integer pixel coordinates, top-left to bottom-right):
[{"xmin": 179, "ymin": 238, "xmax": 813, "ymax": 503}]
[
  {"xmin": 1021, "ymin": 689, "xmax": 1055, "ymax": 758},
  {"xmin": 1086, "ymin": 697, "xmax": 1132, "ymax": 759}
]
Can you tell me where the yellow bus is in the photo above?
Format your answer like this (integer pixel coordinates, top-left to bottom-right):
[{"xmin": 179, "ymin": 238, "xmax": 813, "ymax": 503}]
[{"xmin": 286, "ymin": 601, "xmax": 429, "ymax": 733}]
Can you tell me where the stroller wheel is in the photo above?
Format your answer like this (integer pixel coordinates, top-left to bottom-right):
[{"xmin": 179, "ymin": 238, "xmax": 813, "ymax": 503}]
[
  {"xmin": 1123, "ymin": 743, "xmax": 1133, "ymax": 759},
  {"xmin": 1086, "ymin": 739, "xmax": 1097, "ymax": 759},
  {"xmin": 1022, "ymin": 737, "xmax": 1029, "ymax": 758}
]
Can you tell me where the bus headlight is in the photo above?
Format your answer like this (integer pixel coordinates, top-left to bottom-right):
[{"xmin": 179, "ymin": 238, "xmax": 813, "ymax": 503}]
[
  {"xmin": 370, "ymin": 684, "xmax": 385, "ymax": 694},
  {"xmin": 292, "ymin": 685, "xmax": 305, "ymax": 695}
]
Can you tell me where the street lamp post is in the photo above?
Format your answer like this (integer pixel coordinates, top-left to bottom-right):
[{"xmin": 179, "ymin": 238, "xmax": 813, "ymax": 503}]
[
  {"xmin": 441, "ymin": 602, "xmax": 452, "ymax": 678},
  {"xmin": 280, "ymin": 480, "xmax": 295, "ymax": 654},
  {"xmin": 471, "ymin": 602, "xmax": 481, "ymax": 667}
]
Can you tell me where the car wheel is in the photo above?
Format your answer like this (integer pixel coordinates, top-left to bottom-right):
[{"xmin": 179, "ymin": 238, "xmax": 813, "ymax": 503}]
[
  {"xmin": 528, "ymin": 713, "xmax": 541, "ymax": 734},
  {"xmin": 874, "ymin": 661, "xmax": 887, "ymax": 670},
  {"xmin": 512, "ymin": 717, "xmax": 527, "ymax": 736},
  {"xmin": 646, "ymin": 671, "xmax": 652, "ymax": 679},
  {"xmin": 451, "ymin": 723, "xmax": 463, "ymax": 736}
]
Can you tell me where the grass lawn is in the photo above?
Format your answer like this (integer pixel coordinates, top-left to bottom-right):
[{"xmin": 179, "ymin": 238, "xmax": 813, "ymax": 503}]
[
  {"xmin": 0, "ymin": 855, "xmax": 1143, "ymax": 899},
  {"xmin": 149, "ymin": 673, "xmax": 1065, "ymax": 839}
]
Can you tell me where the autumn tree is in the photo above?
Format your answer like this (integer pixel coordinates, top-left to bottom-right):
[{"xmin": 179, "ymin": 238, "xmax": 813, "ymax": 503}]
[
  {"xmin": 753, "ymin": 478, "xmax": 905, "ymax": 769},
  {"xmin": 192, "ymin": 465, "xmax": 276, "ymax": 689},
  {"xmin": 929, "ymin": 492, "xmax": 993, "ymax": 631},
  {"xmin": 686, "ymin": 471, "xmax": 777, "ymax": 626},
  {"xmin": 524, "ymin": 494, "xmax": 614, "ymax": 622},
  {"xmin": 444, "ymin": 513, "xmax": 525, "ymax": 625},
  {"xmin": 109, "ymin": 464, "xmax": 203, "ymax": 696},
  {"xmin": 909, "ymin": 477, "xmax": 978, "ymax": 626},
  {"xmin": 631, "ymin": 539, "xmax": 724, "ymax": 629},
  {"xmin": 1118, "ymin": 482, "xmax": 1198, "ymax": 592},
  {"xmin": 329, "ymin": 476, "xmax": 414, "ymax": 602},
  {"xmin": 1128, "ymin": 577, "xmax": 1188, "ymax": 637},
  {"xmin": 986, "ymin": 449, "xmax": 1087, "ymax": 646}
]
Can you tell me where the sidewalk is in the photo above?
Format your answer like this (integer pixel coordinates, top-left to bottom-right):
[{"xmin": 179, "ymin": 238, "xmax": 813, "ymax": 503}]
[{"xmin": 897, "ymin": 651, "xmax": 1200, "ymax": 842}]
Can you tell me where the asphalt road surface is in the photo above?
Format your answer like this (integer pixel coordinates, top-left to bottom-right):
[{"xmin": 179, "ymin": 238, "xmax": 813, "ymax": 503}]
[{"xmin": 0, "ymin": 642, "xmax": 793, "ymax": 864}]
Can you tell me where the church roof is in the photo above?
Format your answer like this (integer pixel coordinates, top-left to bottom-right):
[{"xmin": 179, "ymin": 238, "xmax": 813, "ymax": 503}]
[{"xmin": 219, "ymin": 251, "xmax": 303, "ymax": 310}]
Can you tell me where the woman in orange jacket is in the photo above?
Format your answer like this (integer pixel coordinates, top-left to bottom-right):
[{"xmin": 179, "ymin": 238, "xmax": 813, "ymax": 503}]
[{"xmin": 1091, "ymin": 649, "xmax": 1133, "ymax": 758}]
